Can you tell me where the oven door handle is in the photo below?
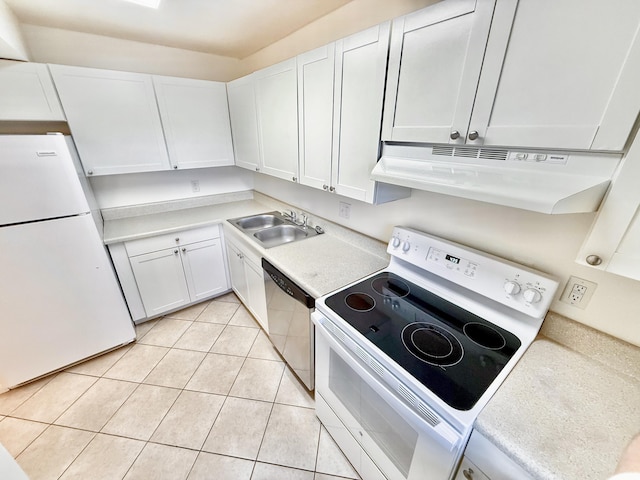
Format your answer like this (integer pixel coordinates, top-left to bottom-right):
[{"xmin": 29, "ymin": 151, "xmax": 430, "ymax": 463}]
[{"xmin": 314, "ymin": 315, "xmax": 463, "ymax": 452}]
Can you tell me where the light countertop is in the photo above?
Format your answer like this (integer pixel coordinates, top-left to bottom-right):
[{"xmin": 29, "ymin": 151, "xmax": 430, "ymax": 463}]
[
  {"xmin": 475, "ymin": 324, "xmax": 640, "ymax": 480},
  {"xmin": 103, "ymin": 198, "xmax": 268, "ymax": 245}
]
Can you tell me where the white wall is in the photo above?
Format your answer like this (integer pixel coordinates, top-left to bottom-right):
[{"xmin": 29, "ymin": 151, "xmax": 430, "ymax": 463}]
[
  {"xmin": 21, "ymin": 25, "xmax": 242, "ymax": 81},
  {"xmin": 253, "ymin": 174, "xmax": 640, "ymax": 348},
  {"xmin": 90, "ymin": 167, "xmax": 254, "ymax": 208}
]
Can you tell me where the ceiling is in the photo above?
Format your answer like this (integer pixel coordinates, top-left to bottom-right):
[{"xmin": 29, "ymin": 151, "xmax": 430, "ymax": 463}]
[{"xmin": 4, "ymin": 0, "xmax": 355, "ymax": 59}]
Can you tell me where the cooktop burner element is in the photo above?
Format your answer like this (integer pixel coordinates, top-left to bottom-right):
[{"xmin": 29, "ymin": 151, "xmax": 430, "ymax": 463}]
[
  {"xmin": 371, "ymin": 276, "xmax": 410, "ymax": 298},
  {"xmin": 463, "ymin": 322, "xmax": 506, "ymax": 350},
  {"xmin": 325, "ymin": 271, "xmax": 522, "ymax": 410},
  {"xmin": 344, "ymin": 293, "xmax": 376, "ymax": 312},
  {"xmin": 402, "ymin": 322, "xmax": 463, "ymax": 367}
]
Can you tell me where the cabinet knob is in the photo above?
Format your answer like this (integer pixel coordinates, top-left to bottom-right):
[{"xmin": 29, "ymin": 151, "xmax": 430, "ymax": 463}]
[
  {"xmin": 181, "ymin": 247, "xmax": 186, "ymax": 252},
  {"xmin": 255, "ymin": 167, "xmax": 260, "ymax": 172},
  {"xmin": 322, "ymin": 184, "xmax": 328, "ymax": 190},
  {"xmin": 586, "ymin": 255, "xmax": 602, "ymax": 266},
  {"xmin": 87, "ymin": 170, "xmax": 93, "ymax": 175},
  {"xmin": 463, "ymin": 468, "xmax": 474, "ymax": 480},
  {"xmin": 173, "ymin": 165, "xmax": 178, "ymax": 169},
  {"xmin": 292, "ymin": 176, "xmax": 297, "ymax": 182},
  {"xmin": 174, "ymin": 249, "xmax": 178, "ymax": 254},
  {"xmin": 329, "ymin": 186, "xmax": 335, "ymax": 192},
  {"xmin": 175, "ymin": 238, "xmax": 180, "ymax": 243},
  {"xmin": 468, "ymin": 130, "xmax": 479, "ymax": 141},
  {"xmin": 450, "ymin": 130, "xmax": 460, "ymax": 140}
]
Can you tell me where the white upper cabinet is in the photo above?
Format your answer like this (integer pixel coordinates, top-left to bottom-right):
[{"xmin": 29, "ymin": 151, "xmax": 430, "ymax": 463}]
[
  {"xmin": 578, "ymin": 131, "xmax": 640, "ymax": 281},
  {"xmin": 227, "ymin": 73, "xmax": 262, "ymax": 172},
  {"xmin": 470, "ymin": 0, "xmax": 640, "ymax": 151},
  {"xmin": 254, "ymin": 58, "xmax": 299, "ymax": 182},
  {"xmin": 333, "ymin": 22, "xmax": 409, "ymax": 203},
  {"xmin": 0, "ymin": 61, "xmax": 65, "ymax": 121},
  {"xmin": 383, "ymin": 0, "xmax": 640, "ymax": 152},
  {"xmin": 298, "ymin": 25, "xmax": 410, "ymax": 204},
  {"xmin": 153, "ymin": 75, "xmax": 234, "ymax": 170},
  {"xmin": 50, "ymin": 65, "xmax": 171, "ymax": 176},
  {"xmin": 298, "ymin": 44, "xmax": 335, "ymax": 191},
  {"xmin": 382, "ymin": 0, "xmax": 495, "ymax": 145}
]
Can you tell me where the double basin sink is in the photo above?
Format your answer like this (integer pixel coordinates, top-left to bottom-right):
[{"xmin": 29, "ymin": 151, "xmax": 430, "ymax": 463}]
[{"xmin": 229, "ymin": 211, "xmax": 322, "ymax": 248}]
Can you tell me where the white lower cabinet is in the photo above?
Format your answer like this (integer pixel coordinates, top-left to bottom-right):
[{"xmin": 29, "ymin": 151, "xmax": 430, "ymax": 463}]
[
  {"xmin": 224, "ymin": 230, "xmax": 268, "ymax": 332},
  {"xmin": 130, "ymin": 247, "xmax": 192, "ymax": 317},
  {"xmin": 455, "ymin": 430, "xmax": 532, "ymax": 480},
  {"xmin": 109, "ymin": 225, "xmax": 229, "ymax": 322},
  {"xmin": 454, "ymin": 457, "xmax": 490, "ymax": 480}
]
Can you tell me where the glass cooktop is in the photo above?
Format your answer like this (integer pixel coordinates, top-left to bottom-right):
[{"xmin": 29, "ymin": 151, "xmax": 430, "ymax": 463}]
[{"xmin": 324, "ymin": 271, "xmax": 521, "ymax": 410}]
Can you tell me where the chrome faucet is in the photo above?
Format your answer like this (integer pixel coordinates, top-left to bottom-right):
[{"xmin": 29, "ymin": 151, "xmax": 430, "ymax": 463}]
[{"xmin": 283, "ymin": 210, "xmax": 297, "ymax": 222}]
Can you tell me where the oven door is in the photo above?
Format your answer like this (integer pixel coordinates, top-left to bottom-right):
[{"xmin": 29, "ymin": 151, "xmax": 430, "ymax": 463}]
[{"xmin": 314, "ymin": 312, "xmax": 464, "ymax": 480}]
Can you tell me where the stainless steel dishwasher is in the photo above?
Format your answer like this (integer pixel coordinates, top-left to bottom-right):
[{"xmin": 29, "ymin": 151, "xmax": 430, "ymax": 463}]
[{"xmin": 262, "ymin": 258, "xmax": 315, "ymax": 391}]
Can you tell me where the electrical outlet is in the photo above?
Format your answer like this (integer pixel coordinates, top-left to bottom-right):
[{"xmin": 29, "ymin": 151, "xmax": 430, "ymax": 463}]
[
  {"xmin": 339, "ymin": 202, "xmax": 351, "ymax": 219},
  {"xmin": 190, "ymin": 180, "xmax": 200, "ymax": 193},
  {"xmin": 560, "ymin": 276, "xmax": 597, "ymax": 309}
]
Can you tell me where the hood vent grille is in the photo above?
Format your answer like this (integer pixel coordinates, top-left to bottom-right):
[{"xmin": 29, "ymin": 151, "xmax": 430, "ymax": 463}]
[{"xmin": 432, "ymin": 145, "xmax": 508, "ymax": 162}]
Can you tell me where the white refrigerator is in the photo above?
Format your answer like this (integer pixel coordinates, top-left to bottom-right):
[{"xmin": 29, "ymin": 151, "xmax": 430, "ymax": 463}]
[{"xmin": 0, "ymin": 134, "xmax": 136, "ymax": 391}]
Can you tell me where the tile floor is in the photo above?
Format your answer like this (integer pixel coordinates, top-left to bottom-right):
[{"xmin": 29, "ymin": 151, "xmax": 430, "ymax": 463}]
[{"xmin": 0, "ymin": 293, "xmax": 361, "ymax": 480}]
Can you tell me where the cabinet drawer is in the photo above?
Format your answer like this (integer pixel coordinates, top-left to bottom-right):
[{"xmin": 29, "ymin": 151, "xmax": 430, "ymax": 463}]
[{"xmin": 125, "ymin": 224, "xmax": 220, "ymax": 257}]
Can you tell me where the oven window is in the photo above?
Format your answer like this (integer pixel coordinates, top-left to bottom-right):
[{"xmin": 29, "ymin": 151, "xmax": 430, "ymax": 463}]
[{"xmin": 329, "ymin": 350, "xmax": 418, "ymax": 477}]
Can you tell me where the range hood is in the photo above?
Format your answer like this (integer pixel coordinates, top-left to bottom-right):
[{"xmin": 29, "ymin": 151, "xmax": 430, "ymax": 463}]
[{"xmin": 371, "ymin": 143, "xmax": 622, "ymax": 214}]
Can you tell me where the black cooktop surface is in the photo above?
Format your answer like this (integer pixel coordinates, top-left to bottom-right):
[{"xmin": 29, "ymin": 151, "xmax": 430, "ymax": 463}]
[{"xmin": 324, "ymin": 271, "xmax": 521, "ymax": 410}]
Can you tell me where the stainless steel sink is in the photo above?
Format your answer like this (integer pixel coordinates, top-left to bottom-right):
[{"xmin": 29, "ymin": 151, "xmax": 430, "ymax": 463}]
[
  {"xmin": 228, "ymin": 211, "xmax": 323, "ymax": 248},
  {"xmin": 233, "ymin": 214, "xmax": 284, "ymax": 230},
  {"xmin": 253, "ymin": 224, "xmax": 308, "ymax": 247}
]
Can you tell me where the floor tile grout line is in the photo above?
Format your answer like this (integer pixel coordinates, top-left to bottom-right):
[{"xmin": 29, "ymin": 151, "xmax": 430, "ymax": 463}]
[
  {"xmin": 250, "ymin": 393, "xmax": 276, "ymax": 469},
  {"xmin": 54, "ymin": 429, "xmax": 99, "ymax": 480}
]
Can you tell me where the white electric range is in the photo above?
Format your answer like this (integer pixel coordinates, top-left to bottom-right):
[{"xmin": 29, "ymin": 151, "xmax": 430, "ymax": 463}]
[{"xmin": 312, "ymin": 226, "xmax": 559, "ymax": 480}]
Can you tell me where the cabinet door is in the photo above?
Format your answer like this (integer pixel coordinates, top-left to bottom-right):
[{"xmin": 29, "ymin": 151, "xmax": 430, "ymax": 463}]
[
  {"xmin": 226, "ymin": 239, "xmax": 249, "ymax": 304},
  {"xmin": 454, "ymin": 457, "xmax": 489, "ymax": 480},
  {"xmin": 297, "ymin": 44, "xmax": 335, "ymax": 191},
  {"xmin": 381, "ymin": 0, "xmax": 495, "ymax": 145},
  {"xmin": 129, "ymin": 248, "xmax": 190, "ymax": 317},
  {"xmin": 255, "ymin": 58, "xmax": 299, "ymax": 182},
  {"xmin": 49, "ymin": 64, "xmax": 170, "ymax": 176},
  {"xmin": 332, "ymin": 23, "xmax": 390, "ymax": 203},
  {"xmin": 245, "ymin": 257, "xmax": 268, "ymax": 332},
  {"xmin": 153, "ymin": 76, "xmax": 234, "ymax": 169},
  {"xmin": 227, "ymin": 73, "xmax": 262, "ymax": 172},
  {"xmin": 470, "ymin": 0, "xmax": 640, "ymax": 151},
  {"xmin": 181, "ymin": 239, "xmax": 229, "ymax": 301},
  {"xmin": 578, "ymin": 133, "xmax": 640, "ymax": 280},
  {"xmin": 0, "ymin": 61, "xmax": 65, "ymax": 121}
]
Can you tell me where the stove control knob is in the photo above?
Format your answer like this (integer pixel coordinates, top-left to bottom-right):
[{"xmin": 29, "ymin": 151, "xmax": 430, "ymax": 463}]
[
  {"xmin": 391, "ymin": 236, "xmax": 401, "ymax": 248},
  {"xmin": 503, "ymin": 281, "xmax": 521, "ymax": 296},
  {"xmin": 523, "ymin": 288, "xmax": 542, "ymax": 304},
  {"xmin": 401, "ymin": 241, "xmax": 411, "ymax": 252}
]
